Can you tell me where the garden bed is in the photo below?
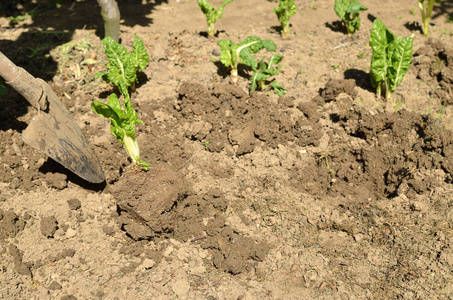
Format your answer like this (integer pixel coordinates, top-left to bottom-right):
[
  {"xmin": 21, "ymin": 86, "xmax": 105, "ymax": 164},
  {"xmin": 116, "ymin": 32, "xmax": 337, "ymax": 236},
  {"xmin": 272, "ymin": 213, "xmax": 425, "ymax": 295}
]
[{"xmin": 1, "ymin": 0, "xmax": 453, "ymax": 298}]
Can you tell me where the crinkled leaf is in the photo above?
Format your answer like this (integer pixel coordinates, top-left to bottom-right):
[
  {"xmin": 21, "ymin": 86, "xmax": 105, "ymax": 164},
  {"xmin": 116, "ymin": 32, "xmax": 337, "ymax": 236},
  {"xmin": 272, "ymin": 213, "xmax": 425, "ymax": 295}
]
[
  {"xmin": 100, "ymin": 36, "xmax": 137, "ymax": 89},
  {"xmin": 249, "ymin": 55, "xmax": 285, "ymax": 96},
  {"xmin": 197, "ymin": 0, "xmax": 214, "ymax": 15},
  {"xmin": 97, "ymin": 35, "xmax": 149, "ymax": 94},
  {"xmin": 216, "ymin": 0, "xmax": 233, "ymax": 20},
  {"xmin": 218, "ymin": 39, "xmax": 235, "ymax": 68},
  {"xmin": 370, "ymin": 19, "xmax": 394, "ymax": 90},
  {"xmin": 334, "ymin": 0, "xmax": 348, "ymax": 19},
  {"xmin": 239, "ymin": 38, "xmax": 276, "ymax": 68},
  {"xmin": 197, "ymin": 0, "xmax": 233, "ymax": 25},
  {"xmin": 348, "ymin": 0, "xmax": 367, "ymax": 14},
  {"xmin": 369, "ymin": 18, "xmax": 413, "ymax": 99},
  {"xmin": 91, "ymin": 93, "xmax": 143, "ymax": 143},
  {"xmin": 389, "ymin": 36, "xmax": 413, "ymax": 91},
  {"xmin": 91, "ymin": 96, "xmax": 125, "ymax": 143},
  {"xmin": 274, "ymin": 0, "xmax": 297, "ymax": 27},
  {"xmin": 250, "ymin": 71, "xmax": 270, "ymax": 94},
  {"xmin": 132, "ymin": 34, "xmax": 150, "ymax": 71},
  {"xmin": 218, "ymin": 37, "xmax": 276, "ymax": 71},
  {"xmin": 270, "ymin": 80, "xmax": 287, "ymax": 96},
  {"xmin": 268, "ymin": 54, "xmax": 283, "ymax": 69}
]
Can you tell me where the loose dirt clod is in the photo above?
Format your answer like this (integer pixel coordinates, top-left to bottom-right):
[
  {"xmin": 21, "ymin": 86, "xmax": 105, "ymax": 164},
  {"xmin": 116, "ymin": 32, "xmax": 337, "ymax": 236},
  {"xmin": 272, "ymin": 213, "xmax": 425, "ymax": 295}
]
[{"xmin": 40, "ymin": 216, "xmax": 58, "ymax": 238}]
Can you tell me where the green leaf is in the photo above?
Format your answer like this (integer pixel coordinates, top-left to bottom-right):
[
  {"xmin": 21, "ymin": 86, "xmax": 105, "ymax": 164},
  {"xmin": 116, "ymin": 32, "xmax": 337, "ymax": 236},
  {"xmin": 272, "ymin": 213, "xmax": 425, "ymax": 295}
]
[
  {"xmin": 369, "ymin": 19, "xmax": 393, "ymax": 92},
  {"xmin": 269, "ymin": 80, "xmax": 287, "ymax": 96},
  {"xmin": 132, "ymin": 34, "xmax": 150, "ymax": 71},
  {"xmin": 335, "ymin": 0, "xmax": 367, "ymax": 34},
  {"xmin": 389, "ymin": 36, "xmax": 413, "ymax": 91},
  {"xmin": 274, "ymin": 0, "xmax": 297, "ymax": 34},
  {"xmin": 218, "ymin": 39, "xmax": 235, "ymax": 68},
  {"xmin": 239, "ymin": 38, "xmax": 276, "ymax": 68},
  {"xmin": 248, "ymin": 54, "xmax": 285, "ymax": 96},
  {"xmin": 91, "ymin": 96, "xmax": 125, "ymax": 143},
  {"xmin": 268, "ymin": 54, "xmax": 283, "ymax": 69},
  {"xmin": 197, "ymin": 0, "xmax": 233, "ymax": 35},
  {"xmin": 97, "ymin": 35, "xmax": 149, "ymax": 95},
  {"xmin": 369, "ymin": 19, "xmax": 413, "ymax": 99},
  {"xmin": 334, "ymin": 0, "xmax": 349, "ymax": 20},
  {"xmin": 348, "ymin": 0, "xmax": 367, "ymax": 14},
  {"xmin": 217, "ymin": 36, "xmax": 276, "ymax": 74}
]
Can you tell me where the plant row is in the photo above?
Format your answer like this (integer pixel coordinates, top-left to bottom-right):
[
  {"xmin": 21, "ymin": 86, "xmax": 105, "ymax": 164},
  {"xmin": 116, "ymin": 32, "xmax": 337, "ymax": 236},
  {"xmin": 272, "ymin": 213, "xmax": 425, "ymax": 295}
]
[{"xmin": 90, "ymin": 0, "xmax": 442, "ymax": 171}]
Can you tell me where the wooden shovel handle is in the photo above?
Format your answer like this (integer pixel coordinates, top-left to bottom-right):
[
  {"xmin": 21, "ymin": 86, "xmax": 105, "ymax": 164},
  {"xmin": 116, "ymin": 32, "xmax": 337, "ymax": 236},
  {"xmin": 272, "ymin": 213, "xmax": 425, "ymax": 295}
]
[{"xmin": 0, "ymin": 51, "xmax": 48, "ymax": 110}]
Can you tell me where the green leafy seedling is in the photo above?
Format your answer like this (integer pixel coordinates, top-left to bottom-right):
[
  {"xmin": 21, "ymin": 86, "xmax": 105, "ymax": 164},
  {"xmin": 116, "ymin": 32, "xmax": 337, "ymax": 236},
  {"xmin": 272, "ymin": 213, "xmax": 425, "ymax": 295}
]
[
  {"xmin": 217, "ymin": 36, "xmax": 276, "ymax": 84},
  {"xmin": 249, "ymin": 54, "xmax": 287, "ymax": 96},
  {"xmin": 95, "ymin": 34, "xmax": 150, "ymax": 95},
  {"xmin": 369, "ymin": 19, "xmax": 413, "ymax": 100},
  {"xmin": 334, "ymin": 0, "xmax": 368, "ymax": 35},
  {"xmin": 418, "ymin": 0, "xmax": 442, "ymax": 36},
  {"xmin": 197, "ymin": 0, "xmax": 233, "ymax": 37},
  {"xmin": 91, "ymin": 93, "xmax": 150, "ymax": 171},
  {"xmin": 274, "ymin": 0, "xmax": 297, "ymax": 38}
]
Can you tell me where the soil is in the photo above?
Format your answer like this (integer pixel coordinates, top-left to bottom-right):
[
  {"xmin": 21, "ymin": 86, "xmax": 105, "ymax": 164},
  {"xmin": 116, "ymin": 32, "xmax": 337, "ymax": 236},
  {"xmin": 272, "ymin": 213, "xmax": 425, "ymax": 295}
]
[{"xmin": 1, "ymin": 0, "xmax": 453, "ymax": 299}]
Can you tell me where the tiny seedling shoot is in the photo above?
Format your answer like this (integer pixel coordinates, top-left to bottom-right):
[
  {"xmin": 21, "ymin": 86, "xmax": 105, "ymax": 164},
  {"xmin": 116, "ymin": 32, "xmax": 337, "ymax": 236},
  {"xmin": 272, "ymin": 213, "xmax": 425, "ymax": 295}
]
[
  {"xmin": 249, "ymin": 54, "xmax": 287, "ymax": 96},
  {"xmin": 197, "ymin": 0, "xmax": 234, "ymax": 38},
  {"xmin": 274, "ymin": 0, "xmax": 297, "ymax": 38},
  {"xmin": 217, "ymin": 36, "xmax": 276, "ymax": 84},
  {"xmin": 334, "ymin": 0, "xmax": 368, "ymax": 35},
  {"xmin": 369, "ymin": 19, "xmax": 413, "ymax": 100},
  {"xmin": 418, "ymin": 0, "xmax": 442, "ymax": 36},
  {"xmin": 92, "ymin": 34, "xmax": 151, "ymax": 170}
]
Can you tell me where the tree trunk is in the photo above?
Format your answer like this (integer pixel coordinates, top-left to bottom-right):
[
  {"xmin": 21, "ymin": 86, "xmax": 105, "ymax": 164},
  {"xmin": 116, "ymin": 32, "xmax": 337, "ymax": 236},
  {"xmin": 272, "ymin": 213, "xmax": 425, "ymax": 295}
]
[{"xmin": 97, "ymin": 0, "xmax": 120, "ymax": 42}]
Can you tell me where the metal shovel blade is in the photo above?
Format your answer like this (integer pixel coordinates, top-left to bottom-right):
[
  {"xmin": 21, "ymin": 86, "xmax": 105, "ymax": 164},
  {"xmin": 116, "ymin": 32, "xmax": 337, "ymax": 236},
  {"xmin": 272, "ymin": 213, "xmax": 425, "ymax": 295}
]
[
  {"xmin": 21, "ymin": 81, "xmax": 105, "ymax": 183},
  {"xmin": 0, "ymin": 51, "xmax": 105, "ymax": 183}
]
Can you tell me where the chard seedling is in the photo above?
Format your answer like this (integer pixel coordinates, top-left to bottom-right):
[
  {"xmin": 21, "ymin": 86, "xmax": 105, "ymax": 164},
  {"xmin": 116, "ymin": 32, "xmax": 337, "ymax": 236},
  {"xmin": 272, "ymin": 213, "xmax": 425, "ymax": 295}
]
[
  {"xmin": 334, "ymin": 0, "xmax": 367, "ymax": 35},
  {"xmin": 249, "ymin": 54, "xmax": 287, "ymax": 96},
  {"xmin": 91, "ymin": 93, "xmax": 150, "ymax": 170},
  {"xmin": 418, "ymin": 0, "xmax": 442, "ymax": 36},
  {"xmin": 197, "ymin": 0, "xmax": 233, "ymax": 37},
  {"xmin": 274, "ymin": 0, "xmax": 297, "ymax": 38},
  {"xmin": 95, "ymin": 34, "xmax": 150, "ymax": 96},
  {"xmin": 217, "ymin": 36, "xmax": 276, "ymax": 84},
  {"xmin": 369, "ymin": 19, "xmax": 413, "ymax": 100}
]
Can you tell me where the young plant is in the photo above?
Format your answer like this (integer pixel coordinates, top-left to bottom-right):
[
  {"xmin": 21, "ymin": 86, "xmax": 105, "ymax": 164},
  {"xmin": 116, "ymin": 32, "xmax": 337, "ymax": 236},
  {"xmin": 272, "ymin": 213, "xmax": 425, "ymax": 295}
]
[
  {"xmin": 249, "ymin": 54, "xmax": 287, "ymax": 96},
  {"xmin": 418, "ymin": 0, "xmax": 442, "ymax": 36},
  {"xmin": 91, "ymin": 93, "xmax": 150, "ymax": 170},
  {"xmin": 369, "ymin": 19, "xmax": 413, "ymax": 100},
  {"xmin": 274, "ymin": 0, "xmax": 297, "ymax": 38},
  {"xmin": 334, "ymin": 0, "xmax": 368, "ymax": 35},
  {"xmin": 197, "ymin": 0, "xmax": 233, "ymax": 37},
  {"xmin": 95, "ymin": 34, "xmax": 150, "ymax": 96},
  {"xmin": 217, "ymin": 36, "xmax": 276, "ymax": 84}
]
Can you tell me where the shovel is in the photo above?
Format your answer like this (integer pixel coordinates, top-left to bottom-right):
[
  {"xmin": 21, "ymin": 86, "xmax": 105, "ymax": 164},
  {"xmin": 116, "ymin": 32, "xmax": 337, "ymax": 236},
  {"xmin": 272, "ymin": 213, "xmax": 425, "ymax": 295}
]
[{"xmin": 0, "ymin": 51, "xmax": 105, "ymax": 183}]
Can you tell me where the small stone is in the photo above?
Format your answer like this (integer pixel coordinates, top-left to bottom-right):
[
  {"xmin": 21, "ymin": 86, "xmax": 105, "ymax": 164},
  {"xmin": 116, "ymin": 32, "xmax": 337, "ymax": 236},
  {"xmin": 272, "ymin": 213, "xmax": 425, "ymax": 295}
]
[
  {"xmin": 67, "ymin": 199, "xmax": 81, "ymax": 210},
  {"xmin": 65, "ymin": 228, "xmax": 77, "ymax": 238},
  {"xmin": 142, "ymin": 258, "xmax": 155, "ymax": 269},
  {"xmin": 102, "ymin": 225, "xmax": 115, "ymax": 236},
  {"xmin": 354, "ymin": 233, "xmax": 365, "ymax": 242},
  {"xmin": 61, "ymin": 295, "xmax": 77, "ymax": 300},
  {"xmin": 48, "ymin": 281, "xmax": 62, "ymax": 290}
]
